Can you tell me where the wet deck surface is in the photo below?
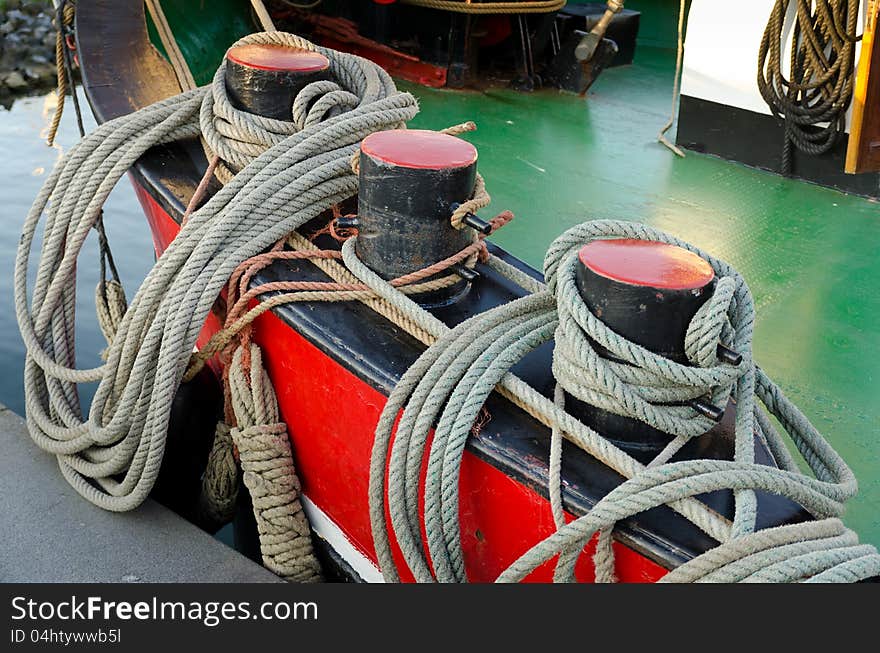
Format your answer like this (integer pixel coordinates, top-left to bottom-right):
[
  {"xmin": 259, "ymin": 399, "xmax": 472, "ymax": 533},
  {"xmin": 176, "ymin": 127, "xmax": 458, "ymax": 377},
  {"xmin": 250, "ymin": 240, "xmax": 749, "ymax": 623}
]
[
  {"xmin": 0, "ymin": 405, "xmax": 279, "ymax": 583},
  {"xmin": 401, "ymin": 46, "xmax": 880, "ymax": 548}
]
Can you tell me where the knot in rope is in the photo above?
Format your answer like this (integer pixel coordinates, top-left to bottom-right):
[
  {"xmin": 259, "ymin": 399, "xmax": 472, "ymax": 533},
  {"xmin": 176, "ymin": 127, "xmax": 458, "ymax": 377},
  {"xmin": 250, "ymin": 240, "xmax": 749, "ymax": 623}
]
[{"xmin": 227, "ymin": 344, "xmax": 322, "ymax": 583}]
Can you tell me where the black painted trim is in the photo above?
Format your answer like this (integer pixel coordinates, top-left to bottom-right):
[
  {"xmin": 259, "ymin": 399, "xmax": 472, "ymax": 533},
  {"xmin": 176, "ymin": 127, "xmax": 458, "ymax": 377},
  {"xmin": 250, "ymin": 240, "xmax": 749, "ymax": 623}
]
[{"xmin": 677, "ymin": 94, "xmax": 880, "ymax": 199}]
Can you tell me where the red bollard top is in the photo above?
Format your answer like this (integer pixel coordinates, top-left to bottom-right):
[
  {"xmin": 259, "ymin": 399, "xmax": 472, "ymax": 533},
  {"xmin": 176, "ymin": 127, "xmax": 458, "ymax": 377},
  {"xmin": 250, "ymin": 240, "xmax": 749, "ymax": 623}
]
[
  {"xmin": 361, "ymin": 129, "xmax": 478, "ymax": 170},
  {"xmin": 578, "ymin": 239, "xmax": 714, "ymax": 291},
  {"xmin": 226, "ymin": 44, "xmax": 330, "ymax": 73}
]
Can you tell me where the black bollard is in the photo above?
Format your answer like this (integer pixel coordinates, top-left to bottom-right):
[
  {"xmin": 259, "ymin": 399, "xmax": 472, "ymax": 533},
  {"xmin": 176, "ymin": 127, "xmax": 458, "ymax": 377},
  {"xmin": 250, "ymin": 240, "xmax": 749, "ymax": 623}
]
[
  {"xmin": 356, "ymin": 129, "xmax": 479, "ymax": 304},
  {"xmin": 569, "ymin": 238, "xmax": 726, "ymax": 461},
  {"xmin": 224, "ymin": 44, "xmax": 331, "ymax": 120}
]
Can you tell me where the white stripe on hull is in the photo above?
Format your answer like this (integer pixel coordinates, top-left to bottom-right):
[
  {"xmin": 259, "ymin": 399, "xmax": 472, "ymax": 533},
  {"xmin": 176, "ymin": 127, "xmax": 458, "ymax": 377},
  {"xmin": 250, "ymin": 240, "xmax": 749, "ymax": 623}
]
[{"xmin": 302, "ymin": 495, "xmax": 385, "ymax": 583}]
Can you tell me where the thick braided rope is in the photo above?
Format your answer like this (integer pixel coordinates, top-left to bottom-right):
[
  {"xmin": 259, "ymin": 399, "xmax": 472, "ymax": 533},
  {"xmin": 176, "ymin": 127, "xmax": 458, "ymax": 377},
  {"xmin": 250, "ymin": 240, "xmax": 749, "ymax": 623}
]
[
  {"xmin": 14, "ymin": 31, "xmax": 418, "ymax": 513},
  {"xmin": 201, "ymin": 31, "xmax": 402, "ymax": 183},
  {"xmin": 357, "ymin": 219, "xmax": 877, "ymax": 583},
  {"xmin": 228, "ymin": 345, "xmax": 322, "ymax": 582},
  {"xmin": 525, "ymin": 221, "xmax": 871, "ymax": 581},
  {"xmin": 342, "ymin": 238, "xmax": 731, "ymax": 582}
]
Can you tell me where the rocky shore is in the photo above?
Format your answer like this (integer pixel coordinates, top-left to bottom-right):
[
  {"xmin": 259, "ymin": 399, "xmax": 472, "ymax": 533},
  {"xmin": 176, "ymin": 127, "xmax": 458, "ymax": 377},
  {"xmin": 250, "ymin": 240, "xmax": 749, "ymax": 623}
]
[{"xmin": 0, "ymin": 0, "xmax": 58, "ymax": 103}]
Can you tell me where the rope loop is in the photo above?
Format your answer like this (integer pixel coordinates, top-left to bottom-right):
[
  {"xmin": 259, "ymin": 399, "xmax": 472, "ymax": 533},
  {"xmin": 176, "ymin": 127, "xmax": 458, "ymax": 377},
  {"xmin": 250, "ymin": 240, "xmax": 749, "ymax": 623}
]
[
  {"xmin": 450, "ymin": 174, "xmax": 490, "ymax": 229},
  {"xmin": 200, "ymin": 31, "xmax": 403, "ymax": 181},
  {"xmin": 362, "ymin": 218, "xmax": 877, "ymax": 583},
  {"xmin": 685, "ymin": 276, "xmax": 736, "ymax": 368}
]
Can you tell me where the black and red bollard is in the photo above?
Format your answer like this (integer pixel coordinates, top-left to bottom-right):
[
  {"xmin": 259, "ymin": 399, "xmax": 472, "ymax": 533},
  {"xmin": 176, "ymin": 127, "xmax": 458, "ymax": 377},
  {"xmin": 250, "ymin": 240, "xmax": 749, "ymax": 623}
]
[
  {"xmin": 356, "ymin": 129, "xmax": 480, "ymax": 303},
  {"xmin": 224, "ymin": 44, "xmax": 331, "ymax": 119},
  {"xmin": 571, "ymin": 238, "xmax": 731, "ymax": 461}
]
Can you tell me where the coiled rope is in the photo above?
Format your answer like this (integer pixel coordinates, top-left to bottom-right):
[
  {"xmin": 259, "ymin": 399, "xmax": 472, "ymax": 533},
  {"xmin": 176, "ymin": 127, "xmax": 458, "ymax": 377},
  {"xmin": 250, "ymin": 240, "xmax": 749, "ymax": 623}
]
[
  {"xmin": 361, "ymin": 219, "xmax": 880, "ymax": 583},
  {"xmin": 17, "ymin": 21, "xmax": 877, "ymax": 583},
  {"xmin": 757, "ymin": 0, "xmax": 860, "ymax": 174},
  {"xmin": 15, "ymin": 31, "xmax": 418, "ymax": 517}
]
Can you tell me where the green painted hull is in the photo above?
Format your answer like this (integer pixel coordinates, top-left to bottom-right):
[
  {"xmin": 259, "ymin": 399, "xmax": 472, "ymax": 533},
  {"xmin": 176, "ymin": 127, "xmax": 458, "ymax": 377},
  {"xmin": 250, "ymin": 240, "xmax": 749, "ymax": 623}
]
[{"xmin": 154, "ymin": 0, "xmax": 880, "ymax": 549}]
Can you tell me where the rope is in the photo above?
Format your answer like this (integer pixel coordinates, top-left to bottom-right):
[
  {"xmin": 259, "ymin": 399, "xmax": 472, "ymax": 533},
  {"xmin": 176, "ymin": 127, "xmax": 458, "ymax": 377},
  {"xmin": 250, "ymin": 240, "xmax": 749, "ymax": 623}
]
[
  {"xmin": 228, "ymin": 344, "xmax": 322, "ymax": 582},
  {"xmin": 145, "ymin": 0, "xmax": 197, "ymax": 91},
  {"xmin": 185, "ymin": 185, "xmax": 511, "ymax": 382},
  {"xmin": 19, "ymin": 17, "xmax": 876, "ymax": 583},
  {"xmin": 757, "ymin": 1, "xmax": 860, "ymax": 174},
  {"xmin": 361, "ymin": 219, "xmax": 879, "ymax": 583},
  {"xmin": 200, "ymin": 31, "xmax": 399, "ymax": 183},
  {"xmin": 657, "ymin": 0, "xmax": 686, "ymax": 158},
  {"xmin": 94, "ymin": 279, "xmax": 128, "ymax": 356},
  {"xmin": 450, "ymin": 174, "xmax": 490, "ymax": 228},
  {"xmin": 398, "ymin": 0, "xmax": 567, "ymax": 14},
  {"xmin": 15, "ymin": 31, "xmax": 418, "ymax": 515},
  {"xmin": 198, "ymin": 422, "xmax": 239, "ymax": 526},
  {"xmin": 250, "ymin": 0, "xmax": 278, "ymax": 32},
  {"xmin": 46, "ymin": 1, "xmax": 76, "ymax": 147}
]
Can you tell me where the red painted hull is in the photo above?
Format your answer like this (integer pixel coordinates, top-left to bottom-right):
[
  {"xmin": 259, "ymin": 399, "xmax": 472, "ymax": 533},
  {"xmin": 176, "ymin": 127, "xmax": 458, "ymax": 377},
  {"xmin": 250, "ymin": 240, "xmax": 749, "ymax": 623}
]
[{"xmin": 131, "ymin": 179, "xmax": 666, "ymax": 583}]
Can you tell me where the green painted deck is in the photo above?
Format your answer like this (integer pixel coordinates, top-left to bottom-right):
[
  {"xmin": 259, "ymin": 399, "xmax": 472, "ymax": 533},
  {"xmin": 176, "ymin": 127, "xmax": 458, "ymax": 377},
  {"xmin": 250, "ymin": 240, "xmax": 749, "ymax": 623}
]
[{"xmin": 161, "ymin": 0, "xmax": 878, "ymax": 550}]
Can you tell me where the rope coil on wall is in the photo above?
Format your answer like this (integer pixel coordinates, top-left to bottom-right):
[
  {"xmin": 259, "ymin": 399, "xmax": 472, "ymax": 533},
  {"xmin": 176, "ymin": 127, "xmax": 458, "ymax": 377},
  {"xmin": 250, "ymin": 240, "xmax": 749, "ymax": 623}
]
[{"xmin": 757, "ymin": 0, "xmax": 860, "ymax": 173}]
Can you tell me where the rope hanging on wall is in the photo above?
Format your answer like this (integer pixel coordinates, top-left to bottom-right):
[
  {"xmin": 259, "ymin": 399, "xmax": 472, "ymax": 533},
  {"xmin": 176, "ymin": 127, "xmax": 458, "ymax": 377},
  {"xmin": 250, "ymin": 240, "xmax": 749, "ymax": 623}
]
[{"xmin": 757, "ymin": 0, "xmax": 860, "ymax": 174}]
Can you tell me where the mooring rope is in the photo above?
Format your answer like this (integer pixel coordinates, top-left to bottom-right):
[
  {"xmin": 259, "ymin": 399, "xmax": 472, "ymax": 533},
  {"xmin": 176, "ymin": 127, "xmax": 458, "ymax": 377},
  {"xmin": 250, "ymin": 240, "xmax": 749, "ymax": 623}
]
[
  {"xmin": 17, "ymin": 21, "xmax": 878, "ymax": 583},
  {"xmin": 15, "ymin": 32, "xmax": 417, "ymax": 517},
  {"xmin": 361, "ymin": 220, "xmax": 880, "ymax": 583},
  {"xmin": 757, "ymin": 0, "xmax": 860, "ymax": 174},
  {"xmin": 190, "ymin": 203, "xmax": 509, "ymax": 540}
]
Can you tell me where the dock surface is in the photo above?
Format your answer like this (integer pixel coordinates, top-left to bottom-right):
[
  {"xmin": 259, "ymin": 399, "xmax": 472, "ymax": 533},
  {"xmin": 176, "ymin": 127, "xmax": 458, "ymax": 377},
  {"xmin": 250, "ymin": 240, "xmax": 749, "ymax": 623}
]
[{"xmin": 0, "ymin": 405, "xmax": 279, "ymax": 583}]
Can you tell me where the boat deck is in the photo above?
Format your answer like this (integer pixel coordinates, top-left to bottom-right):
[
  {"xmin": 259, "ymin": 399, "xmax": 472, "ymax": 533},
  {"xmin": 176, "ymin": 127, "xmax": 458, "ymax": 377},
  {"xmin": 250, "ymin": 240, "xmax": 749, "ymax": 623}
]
[{"xmin": 401, "ymin": 46, "xmax": 880, "ymax": 549}]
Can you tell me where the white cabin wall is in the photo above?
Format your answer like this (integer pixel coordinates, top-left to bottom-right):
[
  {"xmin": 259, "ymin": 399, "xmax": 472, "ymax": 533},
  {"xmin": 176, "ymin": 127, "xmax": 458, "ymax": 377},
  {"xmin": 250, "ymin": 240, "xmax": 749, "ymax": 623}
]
[{"xmin": 680, "ymin": 0, "xmax": 866, "ymax": 128}]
